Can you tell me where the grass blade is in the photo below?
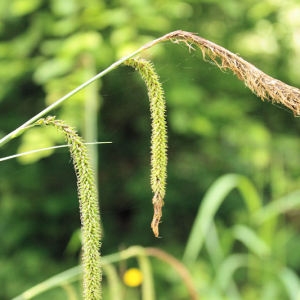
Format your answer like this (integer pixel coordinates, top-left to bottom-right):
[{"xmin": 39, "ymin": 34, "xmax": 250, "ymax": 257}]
[
  {"xmin": 278, "ymin": 267, "xmax": 300, "ymax": 300},
  {"xmin": 253, "ymin": 190, "xmax": 300, "ymax": 224},
  {"xmin": 232, "ymin": 224, "xmax": 270, "ymax": 258},
  {"xmin": 183, "ymin": 174, "xmax": 262, "ymax": 265}
]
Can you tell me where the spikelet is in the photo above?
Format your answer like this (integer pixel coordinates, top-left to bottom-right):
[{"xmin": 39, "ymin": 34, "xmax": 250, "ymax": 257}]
[
  {"xmin": 36, "ymin": 116, "xmax": 101, "ymax": 300},
  {"xmin": 125, "ymin": 58, "xmax": 167, "ymax": 237}
]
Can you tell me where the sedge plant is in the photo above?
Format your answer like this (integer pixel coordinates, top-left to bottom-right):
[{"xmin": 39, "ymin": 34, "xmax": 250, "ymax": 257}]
[{"xmin": 1, "ymin": 30, "xmax": 300, "ymax": 299}]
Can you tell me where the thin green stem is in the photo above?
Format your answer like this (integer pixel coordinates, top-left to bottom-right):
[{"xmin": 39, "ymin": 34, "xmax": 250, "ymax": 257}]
[
  {"xmin": 82, "ymin": 53, "xmax": 100, "ymax": 175},
  {"xmin": 137, "ymin": 251, "xmax": 155, "ymax": 300},
  {"xmin": 0, "ymin": 36, "xmax": 165, "ymax": 148},
  {"xmin": 102, "ymin": 264, "xmax": 123, "ymax": 300},
  {"xmin": 0, "ymin": 142, "xmax": 111, "ymax": 162},
  {"xmin": 13, "ymin": 246, "xmax": 152, "ymax": 300},
  {"xmin": 12, "ymin": 266, "xmax": 82, "ymax": 300},
  {"xmin": 2, "ymin": 29, "xmax": 300, "ymax": 148}
]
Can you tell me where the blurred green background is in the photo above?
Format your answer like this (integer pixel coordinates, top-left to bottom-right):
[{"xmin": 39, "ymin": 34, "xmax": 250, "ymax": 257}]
[{"xmin": 1, "ymin": 0, "xmax": 300, "ymax": 299}]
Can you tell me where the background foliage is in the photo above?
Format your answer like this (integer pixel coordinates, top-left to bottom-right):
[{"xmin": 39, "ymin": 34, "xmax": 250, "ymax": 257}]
[{"xmin": 1, "ymin": 0, "xmax": 300, "ymax": 299}]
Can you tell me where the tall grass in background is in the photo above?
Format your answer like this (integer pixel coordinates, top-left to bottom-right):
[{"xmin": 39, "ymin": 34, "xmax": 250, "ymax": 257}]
[
  {"xmin": 2, "ymin": 30, "xmax": 300, "ymax": 299},
  {"xmin": 12, "ymin": 174, "xmax": 300, "ymax": 299}
]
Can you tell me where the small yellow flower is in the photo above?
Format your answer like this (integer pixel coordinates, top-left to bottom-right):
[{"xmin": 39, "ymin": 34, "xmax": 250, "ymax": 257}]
[{"xmin": 123, "ymin": 268, "xmax": 143, "ymax": 287}]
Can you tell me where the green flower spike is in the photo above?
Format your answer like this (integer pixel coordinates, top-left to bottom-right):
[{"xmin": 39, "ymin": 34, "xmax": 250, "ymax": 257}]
[
  {"xmin": 35, "ymin": 116, "xmax": 101, "ymax": 300},
  {"xmin": 125, "ymin": 58, "xmax": 168, "ymax": 237}
]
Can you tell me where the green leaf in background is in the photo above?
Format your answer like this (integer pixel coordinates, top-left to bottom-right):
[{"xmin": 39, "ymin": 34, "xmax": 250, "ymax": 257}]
[
  {"xmin": 10, "ymin": 0, "xmax": 42, "ymax": 17},
  {"xmin": 183, "ymin": 174, "xmax": 262, "ymax": 265}
]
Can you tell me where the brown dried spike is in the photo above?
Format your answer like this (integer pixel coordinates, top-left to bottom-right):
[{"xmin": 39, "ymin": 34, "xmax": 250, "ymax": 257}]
[
  {"xmin": 159, "ymin": 30, "xmax": 300, "ymax": 115},
  {"xmin": 151, "ymin": 190, "xmax": 164, "ymax": 237}
]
